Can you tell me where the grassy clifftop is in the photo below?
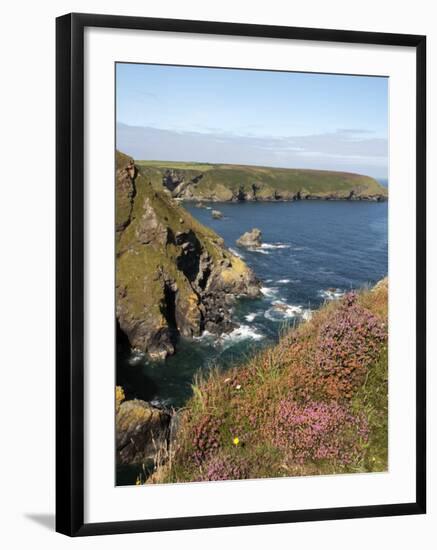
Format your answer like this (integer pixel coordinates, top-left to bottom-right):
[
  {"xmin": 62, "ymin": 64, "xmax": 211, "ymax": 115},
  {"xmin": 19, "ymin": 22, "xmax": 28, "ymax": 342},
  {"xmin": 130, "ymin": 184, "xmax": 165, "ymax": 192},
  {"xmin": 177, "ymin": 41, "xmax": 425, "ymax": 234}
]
[
  {"xmin": 137, "ymin": 160, "xmax": 388, "ymax": 202},
  {"xmin": 146, "ymin": 279, "xmax": 388, "ymax": 483}
]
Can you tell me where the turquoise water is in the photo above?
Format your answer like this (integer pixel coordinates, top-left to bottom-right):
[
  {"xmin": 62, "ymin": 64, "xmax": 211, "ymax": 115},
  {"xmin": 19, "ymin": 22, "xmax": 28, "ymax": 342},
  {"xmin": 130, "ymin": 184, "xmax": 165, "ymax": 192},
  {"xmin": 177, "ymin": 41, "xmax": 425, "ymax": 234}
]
[{"xmin": 117, "ymin": 199, "xmax": 388, "ymax": 411}]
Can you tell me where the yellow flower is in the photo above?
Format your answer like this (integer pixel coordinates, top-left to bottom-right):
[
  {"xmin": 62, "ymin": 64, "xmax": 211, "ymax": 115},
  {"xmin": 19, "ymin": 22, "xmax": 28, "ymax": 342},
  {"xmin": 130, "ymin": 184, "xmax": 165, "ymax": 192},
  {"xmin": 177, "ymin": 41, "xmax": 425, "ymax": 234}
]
[{"xmin": 233, "ymin": 437, "xmax": 240, "ymax": 446}]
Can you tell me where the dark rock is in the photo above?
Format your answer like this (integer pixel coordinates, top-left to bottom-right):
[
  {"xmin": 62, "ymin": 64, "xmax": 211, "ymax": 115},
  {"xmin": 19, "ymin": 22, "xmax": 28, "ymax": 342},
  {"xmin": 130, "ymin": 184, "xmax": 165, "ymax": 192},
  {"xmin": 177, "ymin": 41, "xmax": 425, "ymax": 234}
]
[
  {"xmin": 116, "ymin": 398, "xmax": 171, "ymax": 465},
  {"xmin": 135, "ymin": 196, "xmax": 168, "ymax": 245}
]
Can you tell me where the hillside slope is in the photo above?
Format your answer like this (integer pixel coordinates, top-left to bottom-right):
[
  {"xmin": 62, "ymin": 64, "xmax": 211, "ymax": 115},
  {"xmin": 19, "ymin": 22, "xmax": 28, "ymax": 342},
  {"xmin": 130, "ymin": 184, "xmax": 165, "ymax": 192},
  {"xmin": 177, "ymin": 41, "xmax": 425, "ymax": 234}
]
[
  {"xmin": 144, "ymin": 279, "xmax": 388, "ymax": 483},
  {"xmin": 116, "ymin": 151, "xmax": 260, "ymax": 360},
  {"xmin": 136, "ymin": 160, "xmax": 388, "ymax": 202}
]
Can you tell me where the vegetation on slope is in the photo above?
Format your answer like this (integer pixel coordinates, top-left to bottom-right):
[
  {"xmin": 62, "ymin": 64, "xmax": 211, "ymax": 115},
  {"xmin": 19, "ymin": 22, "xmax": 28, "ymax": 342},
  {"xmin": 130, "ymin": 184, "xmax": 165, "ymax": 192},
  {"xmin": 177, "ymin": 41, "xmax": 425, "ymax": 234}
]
[
  {"xmin": 136, "ymin": 160, "xmax": 388, "ymax": 202},
  {"xmin": 145, "ymin": 279, "xmax": 388, "ymax": 483},
  {"xmin": 116, "ymin": 151, "xmax": 260, "ymax": 360}
]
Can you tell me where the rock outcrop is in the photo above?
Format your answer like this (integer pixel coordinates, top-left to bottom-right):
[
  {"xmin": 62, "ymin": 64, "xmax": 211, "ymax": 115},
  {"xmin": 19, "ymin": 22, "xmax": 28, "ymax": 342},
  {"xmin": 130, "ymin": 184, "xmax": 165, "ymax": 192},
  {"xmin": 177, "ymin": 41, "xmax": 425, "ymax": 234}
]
[
  {"xmin": 237, "ymin": 228, "xmax": 262, "ymax": 248},
  {"xmin": 211, "ymin": 209, "xmax": 223, "ymax": 219},
  {"xmin": 115, "ymin": 387, "xmax": 171, "ymax": 464},
  {"xmin": 116, "ymin": 152, "xmax": 261, "ymax": 360}
]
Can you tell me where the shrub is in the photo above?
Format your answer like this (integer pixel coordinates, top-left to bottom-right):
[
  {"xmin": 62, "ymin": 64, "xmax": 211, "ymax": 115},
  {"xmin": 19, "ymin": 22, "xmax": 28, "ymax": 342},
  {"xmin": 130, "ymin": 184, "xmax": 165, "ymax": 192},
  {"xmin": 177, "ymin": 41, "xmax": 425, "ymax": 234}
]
[
  {"xmin": 196, "ymin": 454, "xmax": 249, "ymax": 482},
  {"xmin": 272, "ymin": 399, "xmax": 369, "ymax": 465},
  {"xmin": 162, "ymin": 282, "xmax": 388, "ymax": 482},
  {"xmin": 190, "ymin": 414, "xmax": 223, "ymax": 466},
  {"xmin": 315, "ymin": 292, "xmax": 387, "ymax": 399}
]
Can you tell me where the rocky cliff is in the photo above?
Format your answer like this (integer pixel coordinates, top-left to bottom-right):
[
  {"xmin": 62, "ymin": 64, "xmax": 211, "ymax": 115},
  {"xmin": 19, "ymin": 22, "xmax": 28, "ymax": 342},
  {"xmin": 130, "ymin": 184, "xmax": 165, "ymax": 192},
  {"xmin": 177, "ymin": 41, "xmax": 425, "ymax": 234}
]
[
  {"xmin": 136, "ymin": 161, "xmax": 388, "ymax": 202},
  {"xmin": 116, "ymin": 152, "xmax": 261, "ymax": 360},
  {"xmin": 115, "ymin": 386, "xmax": 171, "ymax": 465}
]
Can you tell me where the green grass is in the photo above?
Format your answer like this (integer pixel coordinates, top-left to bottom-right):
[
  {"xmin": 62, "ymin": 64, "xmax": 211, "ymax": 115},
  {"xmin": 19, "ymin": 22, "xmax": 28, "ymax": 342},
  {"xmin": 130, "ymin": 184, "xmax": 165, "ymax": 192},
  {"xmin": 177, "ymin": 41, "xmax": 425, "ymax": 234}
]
[
  {"xmin": 136, "ymin": 160, "xmax": 218, "ymax": 171},
  {"xmin": 350, "ymin": 345, "xmax": 388, "ymax": 472}
]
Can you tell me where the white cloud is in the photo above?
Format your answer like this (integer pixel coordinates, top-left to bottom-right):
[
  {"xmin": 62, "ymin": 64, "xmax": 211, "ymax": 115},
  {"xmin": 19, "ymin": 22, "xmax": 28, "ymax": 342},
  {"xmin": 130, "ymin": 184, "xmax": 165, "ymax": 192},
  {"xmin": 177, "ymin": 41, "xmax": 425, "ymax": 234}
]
[{"xmin": 116, "ymin": 123, "xmax": 388, "ymax": 178}]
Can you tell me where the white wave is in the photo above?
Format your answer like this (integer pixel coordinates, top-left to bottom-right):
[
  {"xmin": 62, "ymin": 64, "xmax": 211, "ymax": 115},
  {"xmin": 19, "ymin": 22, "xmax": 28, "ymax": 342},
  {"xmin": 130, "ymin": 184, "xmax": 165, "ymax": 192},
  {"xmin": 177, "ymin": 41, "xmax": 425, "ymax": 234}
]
[
  {"xmin": 251, "ymin": 248, "xmax": 270, "ymax": 255},
  {"xmin": 264, "ymin": 300, "xmax": 312, "ymax": 322},
  {"xmin": 260, "ymin": 242, "xmax": 291, "ymax": 250},
  {"xmin": 318, "ymin": 288, "xmax": 345, "ymax": 301},
  {"xmin": 244, "ymin": 312, "xmax": 259, "ymax": 322},
  {"xmin": 206, "ymin": 206, "xmax": 212, "ymax": 210},
  {"xmin": 265, "ymin": 279, "xmax": 273, "ymax": 283},
  {"xmin": 193, "ymin": 330, "xmax": 215, "ymax": 342},
  {"xmin": 220, "ymin": 324, "xmax": 264, "ymax": 348},
  {"xmin": 277, "ymin": 278, "xmax": 291, "ymax": 284},
  {"xmin": 229, "ymin": 247, "xmax": 244, "ymax": 259},
  {"xmin": 261, "ymin": 286, "xmax": 279, "ymax": 297},
  {"xmin": 128, "ymin": 350, "xmax": 146, "ymax": 365}
]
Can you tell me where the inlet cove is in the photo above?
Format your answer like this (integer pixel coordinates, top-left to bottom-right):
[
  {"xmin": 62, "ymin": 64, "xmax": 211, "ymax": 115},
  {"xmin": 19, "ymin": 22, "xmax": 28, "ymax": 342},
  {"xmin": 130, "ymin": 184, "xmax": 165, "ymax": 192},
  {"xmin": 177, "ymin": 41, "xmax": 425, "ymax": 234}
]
[{"xmin": 115, "ymin": 153, "xmax": 388, "ymax": 486}]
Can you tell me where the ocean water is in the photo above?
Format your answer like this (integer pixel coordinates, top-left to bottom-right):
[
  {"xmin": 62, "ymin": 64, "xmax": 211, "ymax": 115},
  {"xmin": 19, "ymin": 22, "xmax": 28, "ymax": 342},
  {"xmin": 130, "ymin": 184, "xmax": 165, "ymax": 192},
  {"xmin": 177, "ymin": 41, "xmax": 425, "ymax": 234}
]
[{"xmin": 117, "ymin": 199, "xmax": 388, "ymax": 413}]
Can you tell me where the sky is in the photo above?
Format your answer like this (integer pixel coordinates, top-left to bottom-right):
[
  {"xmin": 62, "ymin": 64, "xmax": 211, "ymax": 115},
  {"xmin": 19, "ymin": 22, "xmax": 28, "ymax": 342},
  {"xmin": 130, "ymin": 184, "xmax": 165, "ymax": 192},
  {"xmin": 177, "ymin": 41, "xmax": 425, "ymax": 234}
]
[{"xmin": 116, "ymin": 63, "xmax": 388, "ymax": 179}]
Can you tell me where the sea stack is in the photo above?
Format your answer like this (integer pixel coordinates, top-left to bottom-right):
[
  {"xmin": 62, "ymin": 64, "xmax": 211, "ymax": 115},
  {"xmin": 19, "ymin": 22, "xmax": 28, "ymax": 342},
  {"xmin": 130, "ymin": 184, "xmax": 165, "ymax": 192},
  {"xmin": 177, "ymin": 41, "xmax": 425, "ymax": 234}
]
[{"xmin": 237, "ymin": 228, "xmax": 262, "ymax": 248}]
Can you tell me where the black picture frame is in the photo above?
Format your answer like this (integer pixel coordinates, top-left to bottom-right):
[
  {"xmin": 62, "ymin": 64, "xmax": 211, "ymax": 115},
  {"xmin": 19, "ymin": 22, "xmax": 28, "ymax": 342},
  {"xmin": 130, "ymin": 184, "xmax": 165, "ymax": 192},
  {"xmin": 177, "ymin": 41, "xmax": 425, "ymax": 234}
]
[{"xmin": 56, "ymin": 12, "xmax": 426, "ymax": 537}]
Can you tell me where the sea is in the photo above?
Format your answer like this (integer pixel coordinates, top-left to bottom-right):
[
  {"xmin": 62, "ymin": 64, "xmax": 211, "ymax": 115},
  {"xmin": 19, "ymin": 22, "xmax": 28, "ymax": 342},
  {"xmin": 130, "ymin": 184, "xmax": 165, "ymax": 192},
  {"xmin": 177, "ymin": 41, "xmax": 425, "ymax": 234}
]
[
  {"xmin": 116, "ymin": 188, "xmax": 388, "ymax": 484},
  {"xmin": 117, "ymin": 195, "xmax": 388, "ymax": 410}
]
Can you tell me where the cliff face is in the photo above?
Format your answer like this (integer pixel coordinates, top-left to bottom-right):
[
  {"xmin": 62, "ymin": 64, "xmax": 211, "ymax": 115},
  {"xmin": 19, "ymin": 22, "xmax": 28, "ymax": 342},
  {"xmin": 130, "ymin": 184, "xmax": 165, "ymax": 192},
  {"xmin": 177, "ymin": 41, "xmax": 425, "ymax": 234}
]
[
  {"xmin": 116, "ymin": 152, "xmax": 261, "ymax": 360},
  {"xmin": 116, "ymin": 387, "xmax": 171, "ymax": 465},
  {"xmin": 137, "ymin": 162, "xmax": 388, "ymax": 202}
]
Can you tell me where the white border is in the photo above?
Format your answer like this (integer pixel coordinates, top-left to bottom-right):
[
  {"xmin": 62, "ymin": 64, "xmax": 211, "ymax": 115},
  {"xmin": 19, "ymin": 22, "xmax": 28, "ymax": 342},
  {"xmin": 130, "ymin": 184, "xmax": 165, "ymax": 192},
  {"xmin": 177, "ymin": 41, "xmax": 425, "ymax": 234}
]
[{"xmin": 84, "ymin": 27, "xmax": 416, "ymax": 524}]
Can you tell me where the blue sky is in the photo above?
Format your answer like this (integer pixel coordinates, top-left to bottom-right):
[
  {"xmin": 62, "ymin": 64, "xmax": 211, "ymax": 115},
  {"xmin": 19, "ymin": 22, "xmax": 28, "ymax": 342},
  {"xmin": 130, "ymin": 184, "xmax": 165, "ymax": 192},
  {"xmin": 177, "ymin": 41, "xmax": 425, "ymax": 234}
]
[{"xmin": 116, "ymin": 63, "xmax": 388, "ymax": 178}]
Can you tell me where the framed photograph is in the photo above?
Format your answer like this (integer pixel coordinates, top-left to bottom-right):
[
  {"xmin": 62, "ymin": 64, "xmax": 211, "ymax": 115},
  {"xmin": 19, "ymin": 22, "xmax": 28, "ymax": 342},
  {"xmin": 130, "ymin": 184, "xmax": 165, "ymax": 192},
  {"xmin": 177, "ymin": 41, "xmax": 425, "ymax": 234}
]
[{"xmin": 56, "ymin": 13, "xmax": 426, "ymax": 536}]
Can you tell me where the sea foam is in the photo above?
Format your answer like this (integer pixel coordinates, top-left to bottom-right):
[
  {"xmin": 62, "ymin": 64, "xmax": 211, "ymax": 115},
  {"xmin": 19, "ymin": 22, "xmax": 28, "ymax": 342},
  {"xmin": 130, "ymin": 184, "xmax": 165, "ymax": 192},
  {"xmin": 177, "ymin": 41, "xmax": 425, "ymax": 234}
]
[
  {"xmin": 261, "ymin": 286, "xmax": 279, "ymax": 297},
  {"xmin": 244, "ymin": 312, "xmax": 259, "ymax": 322},
  {"xmin": 264, "ymin": 300, "xmax": 312, "ymax": 322},
  {"xmin": 128, "ymin": 350, "xmax": 146, "ymax": 365},
  {"xmin": 260, "ymin": 243, "xmax": 291, "ymax": 250},
  {"xmin": 318, "ymin": 288, "xmax": 345, "ymax": 301},
  {"xmin": 220, "ymin": 324, "xmax": 264, "ymax": 348}
]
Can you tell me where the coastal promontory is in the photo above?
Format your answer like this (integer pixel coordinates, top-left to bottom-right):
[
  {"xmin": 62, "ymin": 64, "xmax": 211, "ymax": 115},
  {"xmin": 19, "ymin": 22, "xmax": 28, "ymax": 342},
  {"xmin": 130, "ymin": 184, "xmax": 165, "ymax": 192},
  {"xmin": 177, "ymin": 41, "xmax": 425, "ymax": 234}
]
[
  {"xmin": 116, "ymin": 152, "xmax": 261, "ymax": 360},
  {"xmin": 136, "ymin": 160, "xmax": 388, "ymax": 203}
]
